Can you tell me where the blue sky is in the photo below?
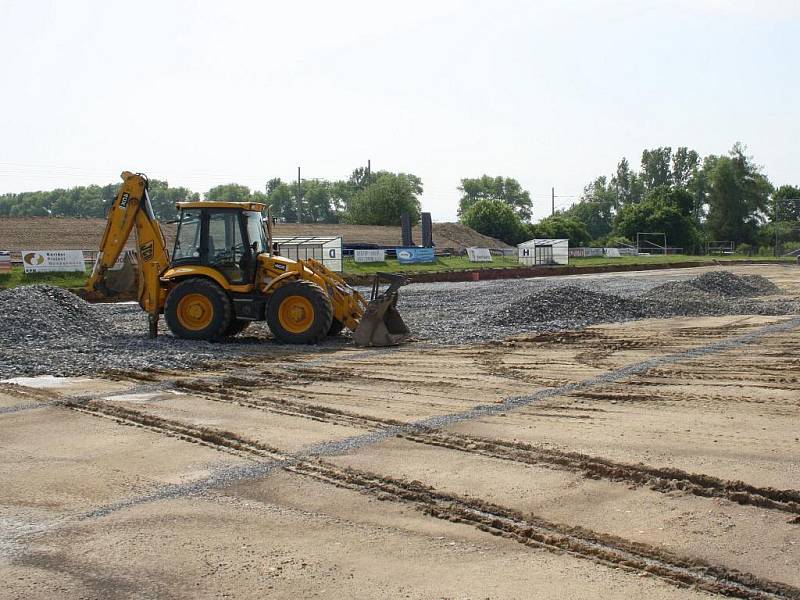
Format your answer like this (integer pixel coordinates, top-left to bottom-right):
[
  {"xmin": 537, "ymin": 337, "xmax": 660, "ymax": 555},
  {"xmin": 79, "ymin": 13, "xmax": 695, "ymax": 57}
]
[{"xmin": 1, "ymin": 0, "xmax": 798, "ymax": 220}]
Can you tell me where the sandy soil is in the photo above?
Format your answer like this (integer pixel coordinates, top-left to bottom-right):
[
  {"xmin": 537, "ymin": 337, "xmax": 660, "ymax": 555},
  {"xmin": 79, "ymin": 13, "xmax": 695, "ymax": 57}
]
[{"xmin": 1, "ymin": 264, "xmax": 799, "ymax": 599}]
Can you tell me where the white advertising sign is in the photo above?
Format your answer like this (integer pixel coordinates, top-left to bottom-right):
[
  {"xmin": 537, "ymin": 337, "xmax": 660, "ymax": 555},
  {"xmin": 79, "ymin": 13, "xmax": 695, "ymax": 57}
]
[
  {"xmin": 0, "ymin": 251, "xmax": 10, "ymax": 273},
  {"xmin": 22, "ymin": 250, "xmax": 86, "ymax": 273},
  {"xmin": 604, "ymin": 248, "xmax": 621, "ymax": 258},
  {"xmin": 466, "ymin": 247, "xmax": 493, "ymax": 262},
  {"xmin": 354, "ymin": 249, "xmax": 386, "ymax": 263}
]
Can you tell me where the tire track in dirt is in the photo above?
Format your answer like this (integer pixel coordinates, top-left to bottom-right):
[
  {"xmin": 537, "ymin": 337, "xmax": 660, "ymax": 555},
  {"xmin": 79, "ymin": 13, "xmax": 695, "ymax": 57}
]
[
  {"xmin": 170, "ymin": 375, "xmax": 800, "ymax": 516},
  {"xmin": 92, "ymin": 378, "xmax": 800, "ymax": 514},
  {"xmin": 61, "ymin": 399, "xmax": 800, "ymax": 600}
]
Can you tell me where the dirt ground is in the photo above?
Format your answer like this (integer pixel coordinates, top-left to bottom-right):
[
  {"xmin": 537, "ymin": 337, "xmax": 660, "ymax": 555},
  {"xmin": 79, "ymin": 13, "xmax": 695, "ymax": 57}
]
[{"xmin": 1, "ymin": 265, "xmax": 799, "ymax": 600}]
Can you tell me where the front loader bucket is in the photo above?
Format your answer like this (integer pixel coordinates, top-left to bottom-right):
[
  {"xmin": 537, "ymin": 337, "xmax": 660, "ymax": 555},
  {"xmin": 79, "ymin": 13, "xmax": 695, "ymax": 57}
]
[{"xmin": 353, "ymin": 273, "xmax": 410, "ymax": 347}]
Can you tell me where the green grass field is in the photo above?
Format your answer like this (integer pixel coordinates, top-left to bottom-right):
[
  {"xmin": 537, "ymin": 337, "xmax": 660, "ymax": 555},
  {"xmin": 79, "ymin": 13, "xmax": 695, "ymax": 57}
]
[
  {"xmin": 342, "ymin": 255, "xmax": 522, "ymax": 275},
  {"xmin": 0, "ymin": 266, "xmax": 88, "ymax": 290},
  {"xmin": 570, "ymin": 254, "xmax": 791, "ymax": 267},
  {"xmin": 342, "ymin": 253, "xmax": 792, "ymax": 275}
]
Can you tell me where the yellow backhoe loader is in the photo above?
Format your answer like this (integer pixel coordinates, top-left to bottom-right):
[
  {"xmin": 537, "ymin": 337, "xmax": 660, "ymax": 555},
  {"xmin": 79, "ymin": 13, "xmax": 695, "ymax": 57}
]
[{"xmin": 86, "ymin": 171, "xmax": 409, "ymax": 346}]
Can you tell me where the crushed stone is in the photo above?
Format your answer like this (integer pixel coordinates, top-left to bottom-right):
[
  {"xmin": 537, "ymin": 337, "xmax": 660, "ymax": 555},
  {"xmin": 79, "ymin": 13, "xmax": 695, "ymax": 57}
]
[{"xmin": 0, "ymin": 269, "xmax": 797, "ymax": 377}]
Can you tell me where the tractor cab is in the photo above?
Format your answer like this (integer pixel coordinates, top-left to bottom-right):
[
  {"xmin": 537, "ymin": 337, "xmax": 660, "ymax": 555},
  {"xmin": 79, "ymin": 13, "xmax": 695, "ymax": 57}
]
[{"xmin": 172, "ymin": 202, "xmax": 269, "ymax": 285}]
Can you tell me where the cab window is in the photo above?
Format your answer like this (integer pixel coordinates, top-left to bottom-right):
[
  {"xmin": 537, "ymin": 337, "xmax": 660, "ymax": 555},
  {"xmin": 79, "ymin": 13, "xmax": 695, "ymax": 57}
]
[
  {"xmin": 244, "ymin": 211, "xmax": 268, "ymax": 254},
  {"xmin": 172, "ymin": 210, "xmax": 201, "ymax": 263}
]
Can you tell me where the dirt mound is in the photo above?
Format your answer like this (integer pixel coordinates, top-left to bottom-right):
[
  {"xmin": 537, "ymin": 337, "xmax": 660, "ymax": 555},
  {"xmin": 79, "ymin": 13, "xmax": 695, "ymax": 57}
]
[
  {"xmin": 0, "ymin": 285, "xmax": 110, "ymax": 342},
  {"xmin": 0, "ymin": 218, "xmax": 511, "ymax": 253},
  {"xmin": 492, "ymin": 286, "xmax": 649, "ymax": 327}
]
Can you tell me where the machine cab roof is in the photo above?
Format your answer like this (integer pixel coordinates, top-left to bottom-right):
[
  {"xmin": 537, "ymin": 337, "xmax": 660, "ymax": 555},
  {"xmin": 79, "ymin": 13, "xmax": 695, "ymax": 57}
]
[{"xmin": 177, "ymin": 201, "xmax": 266, "ymax": 212}]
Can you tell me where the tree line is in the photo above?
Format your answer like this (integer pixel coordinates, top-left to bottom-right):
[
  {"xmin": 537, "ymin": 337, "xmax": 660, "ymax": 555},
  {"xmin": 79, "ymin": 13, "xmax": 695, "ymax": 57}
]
[
  {"xmin": 460, "ymin": 143, "xmax": 800, "ymax": 253},
  {"xmin": 1, "ymin": 146, "xmax": 797, "ymax": 254},
  {"xmin": 0, "ymin": 167, "xmax": 423, "ymax": 228}
]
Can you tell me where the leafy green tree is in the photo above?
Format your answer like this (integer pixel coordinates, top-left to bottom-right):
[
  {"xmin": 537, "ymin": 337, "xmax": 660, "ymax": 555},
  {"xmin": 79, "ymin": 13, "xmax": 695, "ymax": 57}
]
[
  {"xmin": 774, "ymin": 184, "xmax": 800, "ymax": 222},
  {"xmin": 563, "ymin": 176, "xmax": 616, "ymax": 240},
  {"xmin": 705, "ymin": 143, "xmax": 771, "ymax": 244},
  {"xmin": 458, "ymin": 175, "xmax": 532, "ymax": 221},
  {"xmin": 265, "ymin": 178, "xmax": 297, "ymax": 222},
  {"xmin": 302, "ymin": 179, "xmax": 338, "ymax": 223},
  {"xmin": 614, "ymin": 194, "xmax": 703, "ymax": 253},
  {"xmin": 610, "ymin": 158, "xmax": 644, "ymax": 205},
  {"xmin": 528, "ymin": 215, "xmax": 591, "ymax": 246},
  {"xmin": 644, "ymin": 186, "xmax": 694, "ymax": 217},
  {"xmin": 147, "ymin": 180, "xmax": 198, "ymax": 220},
  {"xmin": 205, "ymin": 184, "xmax": 253, "ymax": 202},
  {"xmin": 671, "ymin": 147, "xmax": 700, "ymax": 188},
  {"xmin": 460, "ymin": 199, "xmax": 525, "ymax": 245},
  {"xmin": 343, "ymin": 172, "xmax": 421, "ymax": 226},
  {"xmin": 640, "ymin": 147, "xmax": 673, "ymax": 190}
]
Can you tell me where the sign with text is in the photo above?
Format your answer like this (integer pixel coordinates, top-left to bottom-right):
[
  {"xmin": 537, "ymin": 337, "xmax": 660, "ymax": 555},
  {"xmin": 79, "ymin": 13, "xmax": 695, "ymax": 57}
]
[
  {"xmin": 395, "ymin": 247, "xmax": 435, "ymax": 264},
  {"xmin": 0, "ymin": 251, "xmax": 10, "ymax": 273},
  {"xmin": 466, "ymin": 247, "xmax": 493, "ymax": 262},
  {"xmin": 22, "ymin": 250, "xmax": 86, "ymax": 273},
  {"xmin": 354, "ymin": 249, "xmax": 386, "ymax": 263}
]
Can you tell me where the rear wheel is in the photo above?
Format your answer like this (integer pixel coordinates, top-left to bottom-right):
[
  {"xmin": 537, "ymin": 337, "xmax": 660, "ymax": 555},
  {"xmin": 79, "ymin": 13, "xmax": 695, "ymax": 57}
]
[
  {"xmin": 266, "ymin": 280, "xmax": 332, "ymax": 344},
  {"xmin": 165, "ymin": 278, "xmax": 232, "ymax": 340}
]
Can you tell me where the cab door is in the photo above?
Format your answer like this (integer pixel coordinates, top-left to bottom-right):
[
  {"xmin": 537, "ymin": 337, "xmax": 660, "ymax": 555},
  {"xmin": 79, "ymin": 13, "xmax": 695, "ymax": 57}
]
[{"xmin": 205, "ymin": 209, "xmax": 249, "ymax": 284}]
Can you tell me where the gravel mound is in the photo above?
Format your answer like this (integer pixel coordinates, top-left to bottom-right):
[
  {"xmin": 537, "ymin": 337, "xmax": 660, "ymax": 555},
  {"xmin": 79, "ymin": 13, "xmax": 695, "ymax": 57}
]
[
  {"xmin": 649, "ymin": 271, "xmax": 780, "ymax": 299},
  {"xmin": 0, "ymin": 285, "xmax": 110, "ymax": 341},
  {"xmin": 493, "ymin": 287, "xmax": 649, "ymax": 327},
  {"xmin": 0, "ymin": 285, "xmax": 324, "ymax": 378},
  {"xmin": 487, "ymin": 271, "xmax": 793, "ymax": 330}
]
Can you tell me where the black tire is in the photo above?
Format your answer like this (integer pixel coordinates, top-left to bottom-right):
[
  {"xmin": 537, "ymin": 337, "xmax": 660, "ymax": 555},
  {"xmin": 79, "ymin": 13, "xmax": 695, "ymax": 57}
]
[
  {"xmin": 224, "ymin": 319, "xmax": 251, "ymax": 337},
  {"xmin": 266, "ymin": 280, "xmax": 333, "ymax": 344},
  {"xmin": 164, "ymin": 278, "xmax": 232, "ymax": 341},
  {"xmin": 328, "ymin": 318, "xmax": 345, "ymax": 336}
]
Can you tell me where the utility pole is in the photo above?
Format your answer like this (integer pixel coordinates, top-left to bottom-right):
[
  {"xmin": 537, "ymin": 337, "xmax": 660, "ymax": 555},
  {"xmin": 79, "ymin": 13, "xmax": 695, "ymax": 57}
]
[
  {"xmin": 297, "ymin": 166, "xmax": 302, "ymax": 224},
  {"xmin": 775, "ymin": 197, "xmax": 779, "ymax": 257},
  {"xmin": 551, "ymin": 187, "xmax": 555, "ymax": 216},
  {"xmin": 367, "ymin": 159, "xmax": 371, "ymax": 178}
]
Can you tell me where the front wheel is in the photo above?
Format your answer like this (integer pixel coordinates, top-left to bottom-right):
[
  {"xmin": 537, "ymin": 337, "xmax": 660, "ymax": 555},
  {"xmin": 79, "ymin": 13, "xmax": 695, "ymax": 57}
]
[
  {"xmin": 164, "ymin": 278, "xmax": 232, "ymax": 340},
  {"xmin": 266, "ymin": 280, "xmax": 332, "ymax": 344}
]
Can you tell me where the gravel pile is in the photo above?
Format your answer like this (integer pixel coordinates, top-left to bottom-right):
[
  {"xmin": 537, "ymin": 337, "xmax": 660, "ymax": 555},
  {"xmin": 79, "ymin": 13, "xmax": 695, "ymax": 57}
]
[
  {"xmin": 648, "ymin": 271, "xmax": 780, "ymax": 299},
  {"xmin": 0, "ymin": 285, "xmax": 110, "ymax": 341},
  {"xmin": 493, "ymin": 287, "xmax": 649, "ymax": 327},
  {"xmin": 0, "ymin": 285, "xmax": 321, "ymax": 378}
]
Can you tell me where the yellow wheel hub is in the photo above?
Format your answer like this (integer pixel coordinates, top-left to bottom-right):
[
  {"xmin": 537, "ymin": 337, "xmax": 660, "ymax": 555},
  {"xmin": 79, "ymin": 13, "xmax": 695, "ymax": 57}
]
[
  {"xmin": 176, "ymin": 293, "xmax": 214, "ymax": 331},
  {"xmin": 278, "ymin": 295, "xmax": 315, "ymax": 334}
]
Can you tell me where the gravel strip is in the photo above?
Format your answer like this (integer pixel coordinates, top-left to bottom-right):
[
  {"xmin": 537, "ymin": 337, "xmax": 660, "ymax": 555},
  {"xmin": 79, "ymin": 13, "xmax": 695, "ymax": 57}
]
[{"xmin": 0, "ymin": 269, "xmax": 797, "ymax": 378}]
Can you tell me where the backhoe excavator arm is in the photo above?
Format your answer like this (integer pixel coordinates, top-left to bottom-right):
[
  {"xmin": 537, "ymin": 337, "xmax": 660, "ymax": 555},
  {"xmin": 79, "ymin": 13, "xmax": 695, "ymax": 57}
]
[{"xmin": 86, "ymin": 171, "xmax": 171, "ymax": 336}]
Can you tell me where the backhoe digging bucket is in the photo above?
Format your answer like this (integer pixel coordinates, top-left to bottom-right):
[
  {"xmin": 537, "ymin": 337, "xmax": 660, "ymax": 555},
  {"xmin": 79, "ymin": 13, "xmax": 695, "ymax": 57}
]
[
  {"xmin": 353, "ymin": 273, "xmax": 410, "ymax": 347},
  {"xmin": 103, "ymin": 253, "xmax": 138, "ymax": 299}
]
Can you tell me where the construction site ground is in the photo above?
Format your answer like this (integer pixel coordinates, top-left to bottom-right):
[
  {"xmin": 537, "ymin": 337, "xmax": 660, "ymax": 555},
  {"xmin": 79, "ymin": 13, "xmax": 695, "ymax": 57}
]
[{"xmin": 1, "ymin": 265, "xmax": 799, "ymax": 599}]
